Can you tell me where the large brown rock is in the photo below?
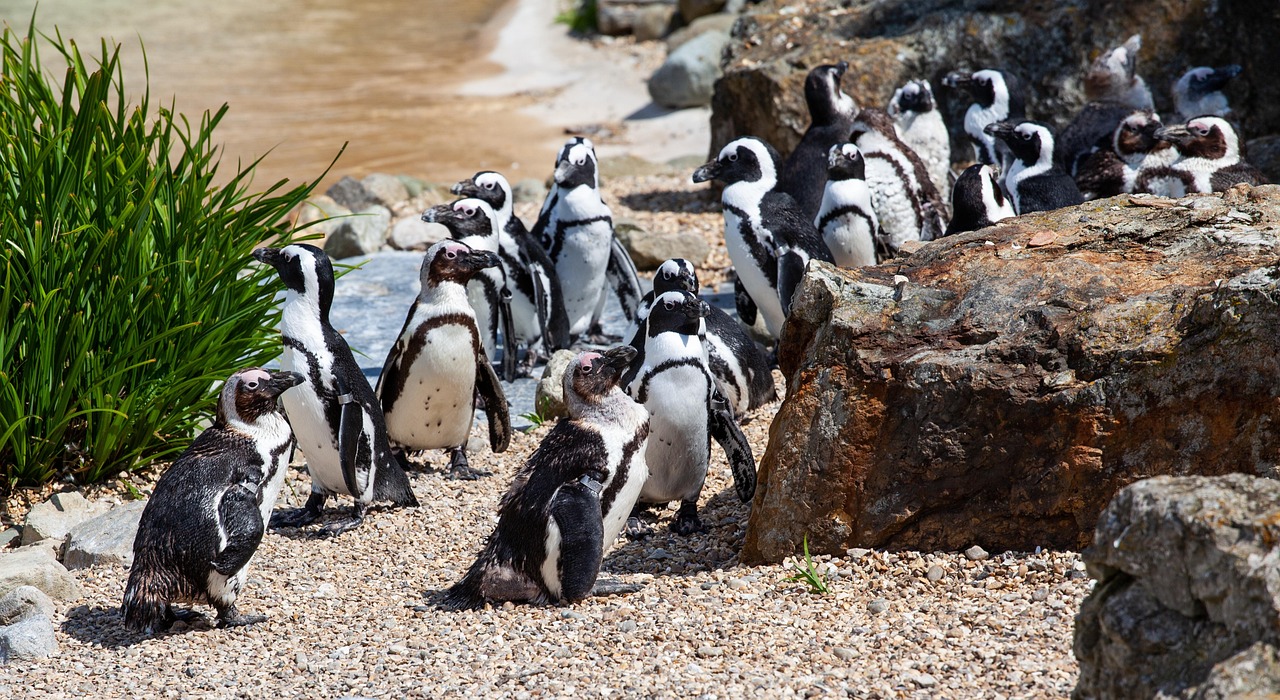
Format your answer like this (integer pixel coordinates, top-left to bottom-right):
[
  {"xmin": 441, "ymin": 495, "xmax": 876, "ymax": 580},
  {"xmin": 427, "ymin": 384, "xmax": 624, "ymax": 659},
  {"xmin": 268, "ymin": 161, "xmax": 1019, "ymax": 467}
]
[
  {"xmin": 710, "ymin": 0, "xmax": 1280, "ymax": 162},
  {"xmin": 743, "ymin": 185, "xmax": 1280, "ymax": 564}
]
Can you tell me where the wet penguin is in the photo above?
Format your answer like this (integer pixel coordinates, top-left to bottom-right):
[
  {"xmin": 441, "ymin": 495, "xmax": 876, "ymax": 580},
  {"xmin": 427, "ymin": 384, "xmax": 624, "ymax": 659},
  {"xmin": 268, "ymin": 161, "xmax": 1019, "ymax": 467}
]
[
  {"xmin": 888, "ymin": 79, "xmax": 952, "ymax": 196},
  {"xmin": 815, "ymin": 144, "xmax": 882, "ymax": 267},
  {"xmin": 122, "ymin": 368, "xmax": 304, "ymax": 633},
  {"xmin": 945, "ymin": 164, "xmax": 1016, "ymax": 236},
  {"xmin": 625, "ymin": 258, "xmax": 777, "ymax": 419},
  {"xmin": 377, "ymin": 240, "xmax": 512, "ymax": 480},
  {"xmin": 625, "ymin": 290, "xmax": 757, "ymax": 535},
  {"xmin": 531, "ymin": 137, "xmax": 642, "ymax": 341},
  {"xmin": 441, "ymin": 346, "xmax": 649, "ymax": 610},
  {"xmin": 1075, "ymin": 110, "xmax": 1175, "ymax": 200},
  {"xmin": 985, "ymin": 121, "xmax": 1084, "ymax": 214},
  {"xmin": 1143, "ymin": 116, "xmax": 1267, "ymax": 195},
  {"xmin": 778, "ymin": 61, "xmax": 859, "ymax": 221},
  {"xmin": 254, "ymin": 245, "xmax": 419, "ymax": 534},
  {"xmin": 849, "ymin": 108, "xmax": 949, "ymax": 253},
  {"xmin": 1173, "ymin": 65, "xmax": 1241, "ymax": 121},
  {"xmin": 452, "ymin": 170, "xmax": 571, "ymax": 363},
  {"xmin": 1056, "ymin": 35, "xmax": 1154, "ymax": 174},
  {"xmin": 692, "ymin": 136, "xmax": 833, "ymax": 338},
  {"xmin": 942, "ymin": 68, "xmax": 1026, "ymax": 173}
]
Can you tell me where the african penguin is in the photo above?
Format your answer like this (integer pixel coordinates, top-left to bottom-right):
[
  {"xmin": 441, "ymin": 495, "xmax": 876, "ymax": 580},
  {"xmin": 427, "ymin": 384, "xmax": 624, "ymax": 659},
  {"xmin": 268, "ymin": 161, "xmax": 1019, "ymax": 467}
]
[
  {"xmin": 441, "ymin": 346, "xmax": 649, "ymax": 610},
  {"xmin": 1056, "ymin": 35, "xmax": 1154, "ymax": 175},
  {"xmin": 945, "ymin": 164, "xmax": 1016, "ymax": 236},
  {"xmin": 452, "ymin": 170, "xmax": 572, "ymax": 362},
  {"xmin": 377, "ymin": 240, "xmax": 512, "ymax": 480},
  {"xmin": 849, "ymin": 108, "xmax": 949, "ymax": 253},
  {"xmin": 815, "ymin": 144, "xmax": 881, "ymax": 267},
  {"xmin": 531, "ymin": 137, "xmax": 642, "ymax": 341},
  {"xmin": 254, "ymin": 245, "xmax": 419, "ymax": 535},
  {"xmin": 625, "ymin": 258, "xmax": 777, "ymax": 419},
  {"xmin": 122, "ymin": 368, "xmax": 304, "ymax": 633},
  {"xmin": 692, "ymin": 136, "xmax": 834, "ymax": 336},
  {"xmin": 625, "ymin": 290, "xmax": 757, "ymax": 535},
  {"xmin": 1143, "ymin": 116, "xmax": 1267, "ymax": 195},
  {"xmin": 778, "ymin": 61, "xmax": 858, "ymax": 221},
  {"xmin": 985, "ymin": 121, "xmax": 1084, "ymax": 214},
  {"xmin": 1173, "ymin": 65, "xmax": 1241, "ymax": 122},
  {"xmin": 1075, "ymin": 110, "xmax": 1175, "ymax": 200},
  {"xmin": 942, "ymin": 68, "xmax": 1026, "ymax": 176},
  {"xmin": 888, "ymin": 79, "xmax": 952, "ymax": 196}
]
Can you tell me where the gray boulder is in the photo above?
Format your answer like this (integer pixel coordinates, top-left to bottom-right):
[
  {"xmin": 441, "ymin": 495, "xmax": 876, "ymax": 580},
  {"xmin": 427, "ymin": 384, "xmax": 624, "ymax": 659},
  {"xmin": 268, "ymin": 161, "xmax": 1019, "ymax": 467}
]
[
  {"xmin": 388, "ymin": 217, "xmax": 448, "ymax": 252},
  {"xmin": 613, "ymin": 219, "xmax": 710, "ymax": 270},
  {"xmin": 1073, "ymin": 474, "xmax": 1280, "ymax": 699},
  {"xmin": 361, "ymin": 173, "xmax": 410, "ymax": 208},
  {"xmin": 678, "ymin": 0, "xmax": 725, "ymax": 22},
  {"xmin": 326, "ymin": 175, "xmax": 377, "ymax": 212},
  {"xmin": 633, "ymin": 5, "xmax": 677, "ymax": 41},
  {"xmin": 323, "ymin": 205, "xmax": 392, "ymax": 259},
  {"xmin": 666, "ymin": 12, "xmax": 739, "ymax": 52},
  {"xmin": 0, "ymin": 547, "xmax": 82, "ymax": 601},
  {"xmin": 0, "ymin": 613, "xmax": 57, "ymax": 663},
  {"xmin": 292, "ymin": 195, "xmax": 353, "ymax": 242},
  {"xmin": 61, "ymin": 501, "xmax": 147, "ymax": 570},
  {"xmin": 21, "ymin": 492, "xmax": 112, "ymax": 546},
  {"xmin": 534, "ymin": 350, "xmax": 578, "ymax": 422},
  {"xmin": 598, "ymin": 0, "xmax": 676, "ymax": 37},
  {"xmin": 512, "ymin": 178, "xmax": 548, "ymax": 204},
  {"xmin": 648, "ymin": 30, "xmax": 730, "ymax": 109},
  {"xmin": 0, "ymin": 586, "xmax": 55, "ymax": 627}
]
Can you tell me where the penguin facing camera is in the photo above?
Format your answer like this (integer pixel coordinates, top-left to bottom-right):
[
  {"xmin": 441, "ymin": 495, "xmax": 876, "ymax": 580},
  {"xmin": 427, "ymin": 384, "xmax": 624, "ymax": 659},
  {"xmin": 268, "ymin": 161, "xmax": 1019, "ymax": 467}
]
[{"xmin": 815, "ymin": 143, "xmax": 883, "ymax": 267}]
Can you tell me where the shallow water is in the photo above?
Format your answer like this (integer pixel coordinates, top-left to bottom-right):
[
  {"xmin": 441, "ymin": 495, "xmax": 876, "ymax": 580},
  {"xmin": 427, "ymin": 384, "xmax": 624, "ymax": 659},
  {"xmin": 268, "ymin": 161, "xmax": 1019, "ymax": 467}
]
[{"xmin": 0, "ymin": 0, "xmax": 559, "ymax": 188}]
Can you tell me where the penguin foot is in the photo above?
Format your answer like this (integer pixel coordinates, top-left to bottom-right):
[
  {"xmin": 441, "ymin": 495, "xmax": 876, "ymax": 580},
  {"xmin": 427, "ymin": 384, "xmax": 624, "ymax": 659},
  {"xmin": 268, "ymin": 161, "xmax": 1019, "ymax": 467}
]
[
  {"xmin": 590, "ymin": 578, "xmax": 646, "ymax": 597},
  {"xmin": 269, "ymin": 506, "xmax": 320, "ymax": 529},
  {"xmin": 669, "ymin": 501, "xmax": 705, "ymax": 536},
  {"xmin": 215, "ymin": 606, "xmax": 266, "ymax": 629},
  {"xmin": 624, "ymin": 516, "xmax": 654, "ymax": 540},
  {"xmin": 167, "ymin": 606, "xmax": 210, "ymax": 628},
  {"xmin": 319, "ymin": 515, "xmax": 364, "ymax": 537},
  {"xmin": 446, "ymin": 449, "xmax": 490, "ymax": 480}
]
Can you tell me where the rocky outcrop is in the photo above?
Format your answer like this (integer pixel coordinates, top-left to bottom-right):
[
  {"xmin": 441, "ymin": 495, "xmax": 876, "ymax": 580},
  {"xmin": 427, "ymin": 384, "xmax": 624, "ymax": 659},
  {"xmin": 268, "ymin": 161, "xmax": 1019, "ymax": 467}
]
[
  {"xmin": 710, "ymin": 0, "xmax": 1280, "ymax": 167},
  {"xmin": 649, "ymin": 30, "xmax": 731, "ymax": 109},
  {"xmin": 743, "ymin": 186, "xmax": 1280, "ymax": 563},
  {"xmin": 1073, "ymin": 474, "xmax": 1280, "ymax": 699},
  {"xmin": 614, "ymin": 218, "xmax": 710, "ymax": 269}
]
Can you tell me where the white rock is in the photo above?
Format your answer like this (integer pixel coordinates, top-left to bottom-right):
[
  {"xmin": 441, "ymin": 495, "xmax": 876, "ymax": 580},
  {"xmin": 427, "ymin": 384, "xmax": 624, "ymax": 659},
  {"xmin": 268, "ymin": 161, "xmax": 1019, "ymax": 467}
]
[
  {"xmin": 0, "ymin": 612, "xmax": 57, "ymax": 663},
  {"xmin": 388, "ymin": 217, "xmax": 448, "ymax": 251},
  {"xmin": 62, "ymin": 501, "xmax": 147, "ymax": 570},
  {"xmin": 0, "ymin": 547, "xmax": 82, "ymax": 601}
]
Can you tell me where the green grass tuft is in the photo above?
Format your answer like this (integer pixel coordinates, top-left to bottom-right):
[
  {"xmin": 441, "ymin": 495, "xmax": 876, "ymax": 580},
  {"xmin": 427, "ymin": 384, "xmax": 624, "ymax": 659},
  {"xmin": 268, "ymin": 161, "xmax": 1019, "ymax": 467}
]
[{"xmin": 785, "ymin": 535, "xmax": 832, "ymax": 595}]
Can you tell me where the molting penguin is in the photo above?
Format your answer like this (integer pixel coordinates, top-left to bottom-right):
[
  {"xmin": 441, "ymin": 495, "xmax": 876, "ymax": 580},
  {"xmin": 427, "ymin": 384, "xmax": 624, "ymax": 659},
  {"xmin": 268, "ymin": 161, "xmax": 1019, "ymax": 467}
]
[
  {"xmin": 254, "ymin": 245, "xmax": 419, "ymax": 534},
  {"xmin": 778, "ymin": 61, "xmax": 858, "ymax": 221},
  {"xmin": 942, "ymin": 68, "xmax": 1026, "ymax": 174},
  {"xmin": 377, "ymin": 240, "xmax": 512, "ymax": 480},
  {"xmin": 1075, "ymin": 110, "xmax": 1175, "ymax": 200},
  {"xmin": 815, "ymin": 144, "xmax": 882, "ymax": 267},
  {"xmin": 452, "ymin": 171, "xmax": 571, "ymax": 362},
  {"xmin": 122, "ymin": 368, "xmax": 304, "ymax": 633},
  {"xmin": 1056, "ymin": 35, "xmax": 1154, "ymax": 175},
  {"xmin": 1173, "ymin": 65, "xmax": 1242, "ymax": 121},
  {"xmin": 945, "ymin": 164, "xmax": 1016, "ymax": 236},
  {"xmin": 1143, "ymin": 116, "xmax": 1267, "ymax": 195},
  {"xmin": 985, "ymin": 121, "xmax": 1084, "ymax": 214},
  {"xmin": 531, "ymin": 137, "xmax": 642, "ymax": 341},
  {"xmin": 888, "ymin": 79, "xmax": 952, "ymax": 196},
  {"xmin": 849, "ymin": 108, "xmax": 949, "ymax": 253},
  {"xmin": 441, "ymin": 346, "xmax": 648, "ymax": 610},
  {"xmin": 692, "ymin": 136, "xmax": 834, "ymax": 337}
]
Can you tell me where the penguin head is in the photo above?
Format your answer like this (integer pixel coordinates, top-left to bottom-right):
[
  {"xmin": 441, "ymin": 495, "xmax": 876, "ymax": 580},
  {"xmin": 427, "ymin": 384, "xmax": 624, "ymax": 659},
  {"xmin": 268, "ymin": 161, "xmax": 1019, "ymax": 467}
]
[
  {"xmin": 888, "ymin": 79, "xmax": 935, "ymax": 116},
  {"xmin": 826, "ymin": 143, "xmax": 866, "ymax": 181},
  {"xmin": 422, "ymin": 199, "xmax": 499, "ymax": 241},
  {"xmin": 1174, "ymin": 65, "xmax": 1242, "ymax": 102},
  {"xmin": 647, "ymin": 290, "xmax": 708, "ymax": 337},
  {"xmin": 984, "ymin": 121, "xmax": 1054, "ymax": 166},
  {"xmin": 653, "ymin": 258, "xmax": 698, "ymax": 296},
  {"xmin": 252, "ymin": 244, "xmax": 335, "ymax": 314},
  {"xmin": 1085, "ymin": 34, "xmax": 1142, "ymax": 101},
  {"xmin": 692, "ymin": 137, "xmax": 780, "ymax": 187},
  {"xmin": 944, "ymin": 69, "xmax": 1022, "ymax": 116},
  {"xmin": 564, "ymin": 345, "xmax": 637, "ymax": 407},
  {"xmin": 421, "ymin": 239, "xmax": 501, "ymax": 287},
  {"xmin": 848, "ymin": 107, "xmax": 897, "ymax": 143},
  {"xmin": 951, "ymin": 164, "xmax": 1013, "ymax": 227},
  {"xmin": 1155, "ymin": 116, "xmax": 1238, "ymax": 160},
  {"xmin": 216, "ymin": 367, "xmax": 304, "ymax": 428},
  {"xmin": 804, "ymin": 61, "xmax": 856, "ymax": 124},
  {"xmin": 451, "ymin": 171, "xmax": 511, "ymax": 213},
  {"xmin": 1112, "ymin": 111, "xmax": 1168, "ymax": 158},
  {"xmin": 553, "ymin": 137, "xmax": 599, "ymax": 190}
]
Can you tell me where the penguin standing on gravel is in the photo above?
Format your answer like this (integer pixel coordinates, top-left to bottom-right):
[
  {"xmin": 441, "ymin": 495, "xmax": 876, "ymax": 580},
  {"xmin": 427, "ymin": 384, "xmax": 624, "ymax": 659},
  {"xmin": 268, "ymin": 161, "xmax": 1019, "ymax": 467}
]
[
  {"xmin": 945, "ymin": 164, "xmax": 1016, "ymax": 236},
  {"xmin": 815, "ymin": 144, "xmax": 882, "ymax": 267},
  {"xmin": 984, "ymin": 122, "xmax": 1084, "ymax": 214},
  {"xmin": 377, "ymin": 240, "xmax": 512, "ymax": 480},
  {"xmin": 778, "ymin": 61, "xmax": 858, "ymax": 220},
  {"xmin": 452, "ymin": 170, "xmax": 571, "ymax": 364},
  {"xmin": 441, "ymin": 346, "xmax": 649, "ymax": 610},
  {"xmin": 888, "ymin": 79, "xmax": 952, "ymax": 196},
  {"xmin": 254, "ymin": 245, "xmax": 419, "ymax": 535},
  {"xmin": 123, "ymin": 367, "xmax": 304, "ymax": 633},
  {"xmin": 850, "ymin": 108, "xmax": 949, "ymax": 253},
  {"xmin": 532, "ymin": 137, "xmax": 642, "ymax": 342},
  {"xmin": 942, "ymin": 68, "xmax": 1026, "ymax": 176},
  {"xmin": 1173, "ymin": 65, "xmax": 1242, "ymax": 121}
]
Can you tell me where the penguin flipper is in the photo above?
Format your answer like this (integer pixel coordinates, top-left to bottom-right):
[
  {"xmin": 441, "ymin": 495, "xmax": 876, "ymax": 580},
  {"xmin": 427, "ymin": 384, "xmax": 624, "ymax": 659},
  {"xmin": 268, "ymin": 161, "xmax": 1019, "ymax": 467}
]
[
  {"xmin": 710, "ymin": 393, "xmax": 757, "ymax": 503},
  {"xmin": 605, "ymin": 236, "xmax": 643, "ymax": 322},
  {"xmin": 334, "ymin": 379, "xmax": 367, "ymax": 500},
  {"xmin": 733, "ymin": 275, "xmax": 758, "ymax": 327},
  {"xmin": 475, "ymin": 351, "xmax": 512, "ymax": 453},
  {"xmin": 550, "ymin": 479, "xmax": 605, "ymax": 604},
  {"xmin": 776, "ymin": 248, "xmax": 808, "ymax": 318},
  {"xmin": 521, "ymin": 238, "xmax": 571, "ymax": 352},
  {"xmin": 211, "ymin": 484, "xmax": 265, "ymax": 577},
  {"xmin": 498, "ymin": 285, "xmax": 518, "ymax": 382}
]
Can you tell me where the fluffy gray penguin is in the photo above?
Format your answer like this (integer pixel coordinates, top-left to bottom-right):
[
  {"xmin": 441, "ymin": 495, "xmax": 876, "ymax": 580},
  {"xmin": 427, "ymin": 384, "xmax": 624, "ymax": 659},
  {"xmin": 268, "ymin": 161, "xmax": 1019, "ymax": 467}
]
[
  {"xmin": 849, "ymin": 108, "xmax": 949, "ymax": 253},
  {"xmin": 815, "ymin": 143, "xmax": 882, "ymax": 268},
  {"xmin": 531, "ymin": 137, "xmax": 643, "ymax": 342},
  {"xmin": 377, "ymin": 240, "xmax": 512, "ymax": 480},
  {"xmin": 945, "ymin": 164, "xmax": 1016, "ymax": 236},
  {"xmin": 1142, "ymin": 116, "xmax": 1267, "ymax": 195},
  {"xmin": 942, "ymin": 68, "xmax": 1026, "ymax": 174},
  {"xmin": 1056, "ymin": 35, "xmax": 1154, "ymax": 174},
  {"xmin": 122, "ymin": 368, "xmax": 304, "ymax": 633},
  {"xmin": 254, "ymin": 244, "xmax": 419, "ymax": 534},
  {"xmin": 1173, "ymin": 65, "xmax": 1242, "ymax": 121},
  {"xmin": 778, "ymin": 61, "xmax": 859, "ymax": 221},
  {"xmin": 888, "ymin": 79, "xmax": 952, "ymax": 196},
  {"xmin": 441, "ymin": 346, "xmax": 649, "ymax": 610},
  {"xmin": 452, "ymin": 170, "xmax": 571, "ymax": 365},
  {"xmin": 984, "ymin": 122, "xmax": 1084, "ymax": 214}
]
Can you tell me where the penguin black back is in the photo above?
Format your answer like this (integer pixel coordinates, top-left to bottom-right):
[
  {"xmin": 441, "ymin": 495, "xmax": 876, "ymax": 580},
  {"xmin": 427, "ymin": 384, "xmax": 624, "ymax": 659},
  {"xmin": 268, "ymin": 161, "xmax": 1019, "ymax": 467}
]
[
  {"xmin": 778, "ymin": 61, "xmax": 857, "ymax": 220},
  {"xmin": 945, "ymin": 164, "xmax": 1015, "ymax": 236}
]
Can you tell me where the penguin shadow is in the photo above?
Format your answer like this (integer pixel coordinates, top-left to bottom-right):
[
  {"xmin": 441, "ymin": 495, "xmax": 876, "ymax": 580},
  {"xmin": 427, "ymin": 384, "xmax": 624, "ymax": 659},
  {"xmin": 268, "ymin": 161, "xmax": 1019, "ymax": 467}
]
[
  {"xmin": 59, "ymin": 604, "xmax": 206, "ymax": 648},
  {"xmin": 265, "ymin": 504, "xmax": 408, "ymax": 542},
  {"xmin": 601, "ymin": 485, "xmax": 750, "ymax": 579}
]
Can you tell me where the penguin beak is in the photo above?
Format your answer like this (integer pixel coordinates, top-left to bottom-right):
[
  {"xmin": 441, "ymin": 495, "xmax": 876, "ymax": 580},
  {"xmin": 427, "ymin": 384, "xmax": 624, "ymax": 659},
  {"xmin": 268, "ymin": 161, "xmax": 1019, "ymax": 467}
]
[
  {"xmin": 1206, "ymin": 65, "xmax": 1243, "ymax": 90},
  {"xmin": 691, "ymin": 159, "xmax": 723, "ymax": 184},
  {"xmin": 983, "ymin": 122, "xmax": 1016, "ymax": 141},
  {"xmin": 268, "ymin": 370, "xmax": 305, "ymax": 395},
  {"xmin": 942, "ymin": 71, "xmax": 973, "ymax": 90},
  {"xmin": 677, "ymin": 271, "xmax": 698, "ymax": 294},
  {"xmin": 450, "ymin": 178, "xmax": 476, "ymax": 197},
  {"xmin": 684, "ymin": 298, "xmax": 710, "ymax": 320},
  {"xmin": 834, "ymin": 60, "xmax": 849, "ymax": 78},
  {"xmin": 1154, "ymin": 124, "xmax": 1193, "ymax": 146},
  {"xmin": 421, "ymin": 204, "xmax": 455, "ymax": 225},
  {"xmin": 600, "ymin": 345, "xmax": 637, "ymax": 371},
  {"xmin": 463, "ymin": 249, "xmax": 501, "ymax": 271},
  {"xmin": 252, "ymin": 246, "xmax": 284, "ymax": 269},
  {"xmin": 553, "ymin": 159, "xmax": 578, "ymax": 185}
]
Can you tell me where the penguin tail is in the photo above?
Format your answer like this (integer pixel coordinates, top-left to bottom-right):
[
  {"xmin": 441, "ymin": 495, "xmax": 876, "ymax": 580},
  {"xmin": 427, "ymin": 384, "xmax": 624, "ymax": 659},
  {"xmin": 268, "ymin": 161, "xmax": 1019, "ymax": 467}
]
[
  {"xmin": 121, "ymin": 566, "xmax": 172, "ymax": 634},
  {"xmin": 439, "ymin": 566, "xmax": 486, "ymax": 612},
  {"xmin": 374, "ymin": 453, "xmax": 420, "ymax": 508},
  {"xmin": 439, "ymin": 545, "xmax": 535, "ymax": 612}
]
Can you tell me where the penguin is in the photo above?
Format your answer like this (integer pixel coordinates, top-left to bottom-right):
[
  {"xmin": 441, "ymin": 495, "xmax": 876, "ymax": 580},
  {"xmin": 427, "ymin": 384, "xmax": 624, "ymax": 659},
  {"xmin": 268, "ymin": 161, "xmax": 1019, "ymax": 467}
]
[
  {"xmin": 942, "ymin": 68, "xmax": 1026, "ymax": 174},
  {"xmin": 777, "ymin": 61, "xmax": 858, "ymax": 221},
  {"xmin": 984, "ymin": 121, "xmax": 1084, "ymax": 214},
  {"xmin": 377, "ymin": 240, "xmax": 512, "ymax": 480},
  {"xmin": 1075, "ymin": 110, "xmax": 1175, "ymax": 200},
  {"xmin": 422, "ymin": 199, "xmax": 519, "ymax": 381},
  {"xmin": 625, "ymin": 290, "xmax": 756, "ymax": 535},
  {"xmin": 815, "ymin": 143, "xmax": 882, "ymax": 267},
  {"xmin": 1173, "ymin": 65, "xmax": 1242, "ymax": 121},
  {"xmin": 1144, "ymin": 116, "xmax": 1267, "ymax": 195},
  {"xmin": 122, "ymin": 368, "xmax": 304, "ymax": 633},
  {"xmin": 531, "ymin": 137, "xmax": 642, "ymax": 342},
  {"xmin": 253, "ymin": 245, "xmax": 419, "ymax": 534},
  {"xmin": 1056, "ymin": 35, "xmax": 1154, "ymax": 175},
  {"xmin": 849, "ymin": 108, "xmax": 949, "ymax": 253},
  {"xmin": 945, "ymin": 164, "xmax": 1016, "ymax": 236},
  {"xmin": 440, "ymin": 346, "xmax": 649, "ymax": 610},
  {"xmin": 452, "ymin": 170, "xmax": 572, "ymax": 363},
  {"xmin": 691, "ymin": 136, "xmax": 834, "ymax": 337},
  {"xmin": 888, "ymin": 79, "xmax": 952, "ymax": 196},
  {"xmin": 625, "ymin": 258, "xmax": 777, "ymax": 419}
]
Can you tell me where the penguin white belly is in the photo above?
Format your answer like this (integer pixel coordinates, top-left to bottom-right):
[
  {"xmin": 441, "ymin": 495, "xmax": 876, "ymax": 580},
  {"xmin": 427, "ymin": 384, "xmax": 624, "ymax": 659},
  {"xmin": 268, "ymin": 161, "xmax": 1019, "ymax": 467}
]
[
  {"xmin": 384, "ymin": 324, "xmax": 477, "ymax": 451},
  {"xmin": 205, "ymin": 568, "xmax": 247, "ymax": 608},
  {"xmin": 554, "ymin": 221, "xmax": 612, "ymax": 335},
  {"xmin": 899, "ymin": 111, "xmax": 951, "ymax": 195},
  {"xmin": 721, "ymin": 209, "xmax": 785, "ymax": 337},
  {"xmin": 280, "ymin": 352, "xmax": 346, "ymax": 495},
  {"xmin": 964, "ymin": 105, "xmax": 999, "ymax": 163},
  {"xmin": 247, "ymin": 413, "xmax": 294, "ymax": 525},
  {"xmin": 506, "ymin": 278, "xmax": 541, "ymax": 343},
  {"xmin": 817, "ymin": 180, "xmax": 878, "ymax": 268},
  {"xmin": 639, "ymin": 365, "xmax": 711, "ymax": 503}
]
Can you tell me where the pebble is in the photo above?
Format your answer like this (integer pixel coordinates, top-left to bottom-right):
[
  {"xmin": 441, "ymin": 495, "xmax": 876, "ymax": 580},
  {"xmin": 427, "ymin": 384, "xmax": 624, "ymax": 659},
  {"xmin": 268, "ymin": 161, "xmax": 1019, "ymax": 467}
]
[
  {"xmin": 833, "ymin": 647, "xmax": 856, "ymax": 662},
  {"xmin": 926, "ymin": 565, "xmax": 945, "ymax": 582},
  {"xmin": 965, "ymin": 546, "xmax": 989, "ymax": 561},
  {"xmin": 696, "ymin": 646, "xmax": 723, "ymax": 658},
  {"xmin": 726, "ymin": 578, "xmax": 748, "ymax": 590},
  {"xmin": 868, "ymin": 599, "xmax": 889, "ymax": 614},
  {"xmin": 619, "ymin": 620, "xmax": 637, "ymax": 633},
  {"xmin": 1032, "ymin": 588, "xmax": 1050, "ymax": 602}
]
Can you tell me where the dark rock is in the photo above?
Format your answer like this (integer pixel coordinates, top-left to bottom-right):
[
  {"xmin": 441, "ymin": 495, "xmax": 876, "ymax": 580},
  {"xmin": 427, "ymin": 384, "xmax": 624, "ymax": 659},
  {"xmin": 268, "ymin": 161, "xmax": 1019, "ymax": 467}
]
[
  {"xmin": 649, "ymin": 30, "xmax": 731, "ymax": 109},
  {"xmin": 743, "ymin": 186, "xmax": 1280, "ymax": 563},
  {"xmin": 61, "ymin": 501, "xmax": 147, "ymax": 570},
  {"xmin": 679, "ymin": 0, "xmax": 726, "ymax": 22},
  {"xmin": 326, "ymin": 175, "xmax": 377, "ymax": 212},
  {"xmin": 1073, "ymin": 474, "xmax": 1280, "ymax": 699},
  {"xmin": 1246, "ymin": 135, "xmax": 1280, "ymax": 185},
  {"xmin": 323, "ymin": 205, "xmax": 392, "ymax": 259},
  {"xmin": 633, "ymin": 5, "xmax": 677, "ymax": 41}
]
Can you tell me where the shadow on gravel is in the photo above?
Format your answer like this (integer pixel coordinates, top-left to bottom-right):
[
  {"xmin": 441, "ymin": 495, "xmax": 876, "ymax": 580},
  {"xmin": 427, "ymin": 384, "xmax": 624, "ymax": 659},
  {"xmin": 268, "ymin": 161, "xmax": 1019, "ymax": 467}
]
[
  {"xmin": 61, "ymin": 605, "xmax": 158, "ymax": 648},
  {"xmin": 619, "ymin": 189, "xmax": 719, "ymax": 214},
  {"xmin": 601, "ymin": 484, "xmax": 749, "ymax": 578}
]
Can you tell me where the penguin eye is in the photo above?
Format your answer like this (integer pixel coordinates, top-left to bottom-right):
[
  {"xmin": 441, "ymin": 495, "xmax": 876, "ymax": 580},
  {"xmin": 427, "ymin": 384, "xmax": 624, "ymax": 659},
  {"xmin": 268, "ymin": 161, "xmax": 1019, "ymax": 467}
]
[
  {"xmin": 444, "ymin": 249, "xmax": 458, "ymax": 260},
  {"xmin": 573, "ymin": 158, "xmax": 586, "ymax": 166},
  {"xmin": 483, "ymin": 181, "xmax": 496, "ymax": 190},
  {"xmin": 727, "ymin": 152, "xmax": 738, "ymax": 163},
  {"xmin": 463, "ymin": 207, "xmax": 476, "ymax": 217},
  {"xmin": 243, "ymin": 379, "xmax": 259, "ymax": 390},
  {"xmin": 1193, "ymin": 124, "xmax": 1210, "ymax": 136},
  {"xmin": 581, "ymin": 363, "xmax": 593, "ymax": 375},
  {"xmin": 1019, "ymin": 131, "xmax": 1033, "ymax": 141},
  {"xmin": 664, "ymin": 300, "xmax": 676, "ymax": 310}
]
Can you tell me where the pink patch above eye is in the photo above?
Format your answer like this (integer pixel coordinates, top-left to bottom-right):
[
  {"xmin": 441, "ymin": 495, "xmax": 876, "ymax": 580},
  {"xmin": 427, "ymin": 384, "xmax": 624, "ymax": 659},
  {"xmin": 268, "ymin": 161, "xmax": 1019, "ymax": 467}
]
[{"xmin": 241, "ymin": 368, "xmax": 271, "ymax": 385}]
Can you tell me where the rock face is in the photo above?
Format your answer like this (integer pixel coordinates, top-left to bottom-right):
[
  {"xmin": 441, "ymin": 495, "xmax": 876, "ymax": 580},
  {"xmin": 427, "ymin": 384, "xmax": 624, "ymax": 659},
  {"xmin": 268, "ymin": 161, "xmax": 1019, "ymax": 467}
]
[
  {"xmin": 614, "ymin": 219, "xmax": 710, "ymax": 270},
  {"xmin": 324, "ymin": 205, "xmax": 393, "ymax": 259},
  {"xmin": 744, "ymin": 186, "xmax": 1280, "ymax": 563},
  {"xmin": 649, "ymin": 30, "xmax": 731, "ymax": 109},
  {"xmin": 21, "ymin": 492, "xmax": 112, "ymax": 546},
  {"xmin": 1073, "ymin": 474, "xmax": 1280, "ymax": 699},
  {"xmin": 710, "ymin": 0, "xmax": 1280, "ymax": 162},
  {"xmin": 0, "ymin": 546, "xmax": 82, "ymax": 601},
  {"xmin": 61, "ymin": 500, "xmax": 146, "ymax": 570},
  {"xmin": 534, "ymin": 350, "xmax": 578, "ymax": 422}
]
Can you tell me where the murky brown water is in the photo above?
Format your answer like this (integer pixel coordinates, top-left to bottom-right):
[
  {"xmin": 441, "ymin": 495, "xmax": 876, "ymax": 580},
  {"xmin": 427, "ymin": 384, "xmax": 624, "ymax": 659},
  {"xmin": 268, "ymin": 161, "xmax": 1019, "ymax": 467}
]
[{"xmin": 0, "ymin": 0, "xmax": 558, "ymax": 188}]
